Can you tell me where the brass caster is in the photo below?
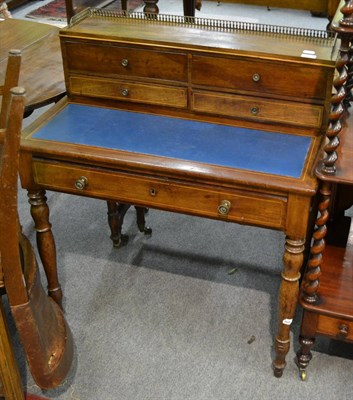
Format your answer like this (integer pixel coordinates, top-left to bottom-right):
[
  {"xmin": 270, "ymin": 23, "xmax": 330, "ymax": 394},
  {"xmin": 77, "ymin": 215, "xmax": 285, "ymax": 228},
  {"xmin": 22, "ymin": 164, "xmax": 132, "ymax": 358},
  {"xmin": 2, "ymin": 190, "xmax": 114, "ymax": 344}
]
[
  {"xmin": 138, "ymin": 224, "xmax": 152, "ymax": 235},
  {"xmin": 300, "ymin": 370, "xmax": 307, "ymax": 381}
]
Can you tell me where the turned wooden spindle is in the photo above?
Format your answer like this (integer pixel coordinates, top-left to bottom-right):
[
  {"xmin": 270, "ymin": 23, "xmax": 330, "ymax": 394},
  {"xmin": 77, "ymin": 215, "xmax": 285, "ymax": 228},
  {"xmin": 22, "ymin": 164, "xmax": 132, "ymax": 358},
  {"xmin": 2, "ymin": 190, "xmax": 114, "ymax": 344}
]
[
  {"xmin": 28, "ymin": 190, "xmax": 63, "ymax": 308},
  {"xmin": 322, "ymin": 0, "xmax": 353, "ymax": 173},
  {"xmin": 321, "ymin": 46, "xmax": 348, "ymax": 174},
  {"xmin": 338, "ymin": 0, "xmax": 353, "ymax": 28},
  {"xmin": 301, "ymin": 183, "xmax": 331, "ymax": 303}
]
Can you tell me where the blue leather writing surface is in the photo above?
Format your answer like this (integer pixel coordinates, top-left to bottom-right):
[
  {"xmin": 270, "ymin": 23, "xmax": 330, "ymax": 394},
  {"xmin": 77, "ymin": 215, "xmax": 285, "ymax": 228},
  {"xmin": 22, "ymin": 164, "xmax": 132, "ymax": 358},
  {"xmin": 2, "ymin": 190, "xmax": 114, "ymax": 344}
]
[{"xmin": 33, "ymin": 104, "xmax": 312, "ymax": 178}]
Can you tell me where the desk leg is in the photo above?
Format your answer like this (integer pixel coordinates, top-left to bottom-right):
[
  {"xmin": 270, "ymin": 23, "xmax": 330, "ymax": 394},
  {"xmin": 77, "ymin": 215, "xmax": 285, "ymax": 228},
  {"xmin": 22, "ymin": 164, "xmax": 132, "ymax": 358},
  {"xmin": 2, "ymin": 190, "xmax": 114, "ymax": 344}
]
[
  {"xmin": 107, "ymin": 201, "xmax": 130, "ymax": 248},
  {"xmin": 107, "ymin": 202, "xmax": 152, "ymax": 247},
  {"xmin": 28, "ymin": 190, "xmax": 62, "ymax": 309},
  {"xmin": 273, "ymin": 236, "xmax": 305, "ymax": 377}
]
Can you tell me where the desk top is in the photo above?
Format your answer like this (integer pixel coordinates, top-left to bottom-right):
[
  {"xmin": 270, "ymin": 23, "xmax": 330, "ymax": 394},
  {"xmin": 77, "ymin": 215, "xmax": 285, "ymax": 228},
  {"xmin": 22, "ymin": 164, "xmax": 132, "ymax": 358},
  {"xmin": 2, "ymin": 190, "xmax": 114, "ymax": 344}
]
[
  {"xmin": 30, "ymin": 102, "xmax": 312, "ymax": 179},
  {"xmin": 0, "ymin": 18, "xmax": 65, "ymax": 114}
]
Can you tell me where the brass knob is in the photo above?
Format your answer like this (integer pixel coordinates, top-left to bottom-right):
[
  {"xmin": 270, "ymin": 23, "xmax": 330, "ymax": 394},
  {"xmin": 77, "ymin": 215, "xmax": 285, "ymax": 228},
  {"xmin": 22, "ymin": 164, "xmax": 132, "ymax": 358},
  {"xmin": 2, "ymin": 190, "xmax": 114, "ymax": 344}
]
[
  {"xmin": 121, "ymin": 88, "xmax": 129, "ymax": 97},
  {"xmin": 251, "ymin": 106, "xmax": 259, "ymax": 115},
  {"xmin": 75, "ymin": 176, "xmax": 88, "ymax": 190},
  {"xmin": 121, "ymin": 58, "xmax": 129, "ymax": 67},
  {"xmin": 218, "ymin": 200, "xmax": 231, "ymax": 215},
  {"xmin": 252, "ymin": 73, "xmax": 261, "ymax": 82}
]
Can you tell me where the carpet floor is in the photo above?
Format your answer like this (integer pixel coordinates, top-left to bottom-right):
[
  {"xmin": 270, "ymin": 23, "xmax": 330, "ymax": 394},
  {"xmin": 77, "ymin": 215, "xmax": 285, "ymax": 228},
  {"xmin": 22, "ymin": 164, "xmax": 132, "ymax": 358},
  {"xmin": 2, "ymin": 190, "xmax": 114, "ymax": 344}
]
[{"xmin": 26, "ymin": 0, "xmax": 143, "ymax": 21}]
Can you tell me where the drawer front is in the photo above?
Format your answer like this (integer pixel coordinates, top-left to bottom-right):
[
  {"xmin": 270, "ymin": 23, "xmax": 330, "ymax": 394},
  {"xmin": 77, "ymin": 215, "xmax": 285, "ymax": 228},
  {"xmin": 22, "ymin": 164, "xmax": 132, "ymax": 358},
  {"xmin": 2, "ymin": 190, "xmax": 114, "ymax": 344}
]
[
  {"xmin": 191, "ymin": 55, "xmax": 329, "ymax": 100},
  {"xmin": 70, "ymin": 76, "xmax": 188, "ymax": 108},
  {"xmin": 64, "ymin": 41, "xmax": 188, "ymax": 82},
  {"xmin": 33, "ymin": 160, "xmax": 287, "ymax": 229},
  {"xmin": 192, "ymin": 91, "xmax": 323, "ymax": 128},
  {"xmin": 317, "ymin": 315, "xmax": 353, "ymax": 342}
]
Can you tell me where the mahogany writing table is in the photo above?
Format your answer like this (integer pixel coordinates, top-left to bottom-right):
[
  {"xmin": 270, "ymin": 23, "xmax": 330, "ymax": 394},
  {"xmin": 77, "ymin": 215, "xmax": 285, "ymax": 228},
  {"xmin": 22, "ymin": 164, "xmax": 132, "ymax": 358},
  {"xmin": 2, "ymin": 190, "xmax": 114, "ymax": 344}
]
[{"xmin": 19, "ymin": 8, "xmax": 341, "ymax": 377}]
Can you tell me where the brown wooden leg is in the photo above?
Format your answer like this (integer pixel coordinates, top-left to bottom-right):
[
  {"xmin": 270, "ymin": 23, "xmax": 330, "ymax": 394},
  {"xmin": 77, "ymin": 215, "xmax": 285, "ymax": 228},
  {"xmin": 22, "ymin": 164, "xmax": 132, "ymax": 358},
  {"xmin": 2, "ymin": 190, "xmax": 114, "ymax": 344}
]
[
  {"xmin": 107, "ymin": 201, "xmax": 130, "ymax": 248},
  {"xmin": 121, "ymin": 0, "xmax": 127, "ymax": 11},
  {"xmin": 143, "ymin": 1, "xmax": 159, "ymax": 14},
  {"xmin": 28, "ymin": 190, "xmax": 62, "ymax": 308},
  {"xmin": 0, "ymin": 301, "xmax": 24, "ymax": 400},
  {"xmin": 273, "ymin": 236, "xmax": 305, "ymax": 377},
  {"xmin": 135, "ymin": 206, "xmax": 152, "ymax": 235},
  {"xmin": 184, "ymin": 0, "xmax": 196, "ymax": 16},
  {"xmin": 296, "ymin": 310, "xmax": 318, "ymax": 380},
  {"xmin": 107, "ymin": 202, "xmax": 152, "ymax": 246}
]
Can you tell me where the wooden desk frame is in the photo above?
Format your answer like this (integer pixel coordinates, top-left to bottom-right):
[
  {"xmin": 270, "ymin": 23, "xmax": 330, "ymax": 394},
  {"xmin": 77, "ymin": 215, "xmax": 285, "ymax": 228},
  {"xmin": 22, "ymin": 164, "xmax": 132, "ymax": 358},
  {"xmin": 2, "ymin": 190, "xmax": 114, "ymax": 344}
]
[{"xmin": 19, "ymin": 3, "xmax": 348, "ymax": 378}]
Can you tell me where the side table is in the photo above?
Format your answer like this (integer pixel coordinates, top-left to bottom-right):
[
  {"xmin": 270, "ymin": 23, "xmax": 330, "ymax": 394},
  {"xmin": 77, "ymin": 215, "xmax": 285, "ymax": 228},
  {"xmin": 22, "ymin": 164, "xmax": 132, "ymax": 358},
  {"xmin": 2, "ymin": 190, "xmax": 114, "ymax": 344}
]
[{"xmin": 296, "ymin": 2, "xmax": 353, "ymax": 379}]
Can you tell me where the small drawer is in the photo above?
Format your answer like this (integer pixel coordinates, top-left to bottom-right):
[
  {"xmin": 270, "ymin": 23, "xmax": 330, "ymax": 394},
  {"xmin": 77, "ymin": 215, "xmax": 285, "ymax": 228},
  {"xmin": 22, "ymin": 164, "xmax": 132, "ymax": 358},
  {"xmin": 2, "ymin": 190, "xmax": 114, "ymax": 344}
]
[
  {"xmin": 192, "ymin": 91, "xmax": 323, "ymax": 128},
  {"xmin": 32, "ymin": 160, "xmax": 287, "ymax": 230},
  {"xmin": 317, "ymin": 315, "xmax": 353, "ymax": 341},
  {"xmin": 70, "ymin": 76, "xmax": 188, "ymax": 109},
  {"xmin": 64, "ymin": 41, "xmax": 188, "ymax": 82},
  {"xmin": 191, "ymin": 55, "xmax": 330, "ymax": 100}
]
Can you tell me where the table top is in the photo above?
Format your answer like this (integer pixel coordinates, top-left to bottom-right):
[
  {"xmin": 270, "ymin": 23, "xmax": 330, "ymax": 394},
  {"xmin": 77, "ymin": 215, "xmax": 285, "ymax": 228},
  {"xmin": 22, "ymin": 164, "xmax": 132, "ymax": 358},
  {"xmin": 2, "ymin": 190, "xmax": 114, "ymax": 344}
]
[
  {"xmin": 0, "ymin": 18, "xmax": 66, "ymax": 114},
  {"xmin": 21, "ymin": 98, "xmax": 321, "ymax": 195},
  {"xmin": 32, "ymin": 103, "xmax": 312, "ymax": 179}
]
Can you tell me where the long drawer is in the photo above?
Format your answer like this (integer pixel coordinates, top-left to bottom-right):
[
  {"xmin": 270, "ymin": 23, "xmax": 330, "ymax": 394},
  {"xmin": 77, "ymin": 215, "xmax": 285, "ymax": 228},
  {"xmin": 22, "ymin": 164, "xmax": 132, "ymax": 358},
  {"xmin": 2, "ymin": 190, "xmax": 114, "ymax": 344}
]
[
  {"xmin": 317, "ymin": 314, "xmax": 353, "ymax": 341},
  {"xmin": 32, "ymin": 160, "xmax": 287, "ymax": 229},
  {"xmin": 192, "ymin": 90, "xmax": 323, "ymax": 128},
  {"xmin": 191, "ymin": 55, "xmax": 330, "ymax": 100},
  {"xmin": 64, "ymin": 41, "xmax": 188, "ymax": 82},
  {"xmin": 70, "ymin": 75, "xmax": 188, "ymax": 108}
]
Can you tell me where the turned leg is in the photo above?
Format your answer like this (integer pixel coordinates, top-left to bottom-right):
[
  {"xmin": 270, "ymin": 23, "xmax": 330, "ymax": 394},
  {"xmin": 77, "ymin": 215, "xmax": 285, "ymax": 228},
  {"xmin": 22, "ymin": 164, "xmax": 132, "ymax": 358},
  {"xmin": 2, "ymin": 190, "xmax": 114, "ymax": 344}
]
[
  {"xmin": 107, "ymin": 202, "xmax": 152, "ymax": 247},
  {"xmin": 135, "ymin": 206, "xmax": 152, "ymax": 235},
  {"xmin": 273, "ymin": 236, "xmax": 305, "ymax": 377},
  {"xmin": 121, "ymin": 0, "xmax": 127, "ymax": 11},
  {"xmin": 184, "ymin": 0, "xmax": 196, "ymax": 16},
  {"xmin": 28, "ymin": 190, "xmax": 62, "ymax": 308},
  {"xmin": 296, "ymin": 311, "xmax": 318, "ymax": 381},
  {"xmin": 107, "ymin": 201, "xmax": 130, "ymax": 248}
]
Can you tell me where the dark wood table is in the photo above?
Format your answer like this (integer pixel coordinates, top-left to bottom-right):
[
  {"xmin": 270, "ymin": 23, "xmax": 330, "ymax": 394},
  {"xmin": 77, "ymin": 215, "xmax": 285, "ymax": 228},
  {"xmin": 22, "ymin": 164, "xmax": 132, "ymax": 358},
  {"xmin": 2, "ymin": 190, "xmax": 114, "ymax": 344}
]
[{"xmin": 0, "ymin": 18, "xmax": 65, "ymax": 116}]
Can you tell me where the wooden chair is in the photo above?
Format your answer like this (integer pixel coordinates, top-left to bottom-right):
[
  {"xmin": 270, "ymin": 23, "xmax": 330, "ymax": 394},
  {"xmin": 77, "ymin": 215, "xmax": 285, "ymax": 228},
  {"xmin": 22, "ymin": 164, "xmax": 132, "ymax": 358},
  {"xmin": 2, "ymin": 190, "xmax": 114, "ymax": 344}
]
[
  {"xmin": 0, "ymin": 48, "xmax": 25, "ymax": 400},
  {"xmin": 0, "ymin": 50, "xmax": 73, "ymax": 395}
]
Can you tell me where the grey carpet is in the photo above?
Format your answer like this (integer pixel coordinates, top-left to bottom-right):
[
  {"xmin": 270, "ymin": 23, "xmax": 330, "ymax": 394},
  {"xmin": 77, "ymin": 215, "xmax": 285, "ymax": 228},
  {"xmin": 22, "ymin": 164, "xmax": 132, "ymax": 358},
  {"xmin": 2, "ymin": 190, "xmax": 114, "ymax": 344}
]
[{"xmin": 6, "ymin": 184, "xmax": 351, "ymax": 399}]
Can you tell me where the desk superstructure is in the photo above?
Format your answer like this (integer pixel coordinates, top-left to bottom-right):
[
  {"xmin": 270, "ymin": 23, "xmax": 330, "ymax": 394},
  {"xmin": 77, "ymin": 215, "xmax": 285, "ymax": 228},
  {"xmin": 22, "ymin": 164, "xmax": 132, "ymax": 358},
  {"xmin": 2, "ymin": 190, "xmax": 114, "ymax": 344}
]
[{"xmin": 19, "ymin": 5, "xmax": 346, "ymax": 377}]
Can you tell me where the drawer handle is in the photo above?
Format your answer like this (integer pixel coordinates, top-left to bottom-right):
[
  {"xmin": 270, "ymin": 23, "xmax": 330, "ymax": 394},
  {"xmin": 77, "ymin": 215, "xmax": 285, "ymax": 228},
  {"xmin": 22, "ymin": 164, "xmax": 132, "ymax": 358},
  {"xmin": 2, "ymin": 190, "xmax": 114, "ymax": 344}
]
[
  {"xmin": 121, "ymin": 58, "xmax": 129, "ymax": 67},
  {"xmin": 121, "ymin": 88, "xmax": 129, "ymax": 97},
  {"xmin": 338, "ymin": 324, "xmax": 349, "ymax": 339},
  {"xmin": 251, "ymin": 106, "xmax": 259, "ymax": 116},
  {"xmin": 218, "ymin": 200, "xmax": 231, "ymax": 216},
  {"xmin": 252, "ymin": 73, "xmax": 261, "ymax": 82},
  {"xmin": 75, "ymin": 176, "xmax": 88, "ymax": 190}
]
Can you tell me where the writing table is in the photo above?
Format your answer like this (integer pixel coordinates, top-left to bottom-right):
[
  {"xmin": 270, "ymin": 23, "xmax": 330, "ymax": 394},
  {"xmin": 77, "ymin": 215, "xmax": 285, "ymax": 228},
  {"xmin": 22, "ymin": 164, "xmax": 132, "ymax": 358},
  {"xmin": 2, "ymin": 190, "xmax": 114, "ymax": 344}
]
[{"xmin": 19, "ymin": 8, "xmax": 341, "ymax": 376}]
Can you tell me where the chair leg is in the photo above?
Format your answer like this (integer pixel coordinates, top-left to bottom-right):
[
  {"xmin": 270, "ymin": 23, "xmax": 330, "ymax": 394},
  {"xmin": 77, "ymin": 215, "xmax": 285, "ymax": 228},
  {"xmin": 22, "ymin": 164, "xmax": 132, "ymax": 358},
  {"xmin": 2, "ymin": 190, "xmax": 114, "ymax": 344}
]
[
  {"xmin": 107, "ymin": 202, "xmax": 152, "ymax": 247},
  {"xmin": 0, "ymin": 301, "xmax": 24, "ymax": 400},
  {"xmin": 121, "ymin": 0, "xmax": 127, "ymax": 11},
  {"xmin": 183, "ymin": 0, "xmax": 195, "ymax": 16},
  {"xmin": 107, "ymin": 201, "xmax": 130, "ymax": 247},
  {"xmin": 135, "ymin": 206, "xmax": 152, "ymax": 235}
]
